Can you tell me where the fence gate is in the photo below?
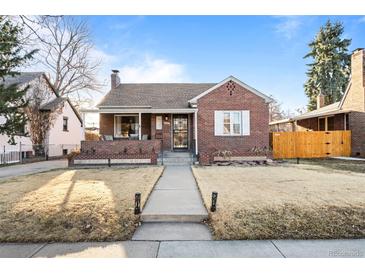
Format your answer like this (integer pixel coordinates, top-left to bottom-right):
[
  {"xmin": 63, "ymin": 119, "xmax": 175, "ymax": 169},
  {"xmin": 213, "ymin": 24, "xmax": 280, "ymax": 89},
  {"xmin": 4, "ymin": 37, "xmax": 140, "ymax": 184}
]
[{"xmin": 272, "ymin": 130, "xmax": 351, "ymax": 159}]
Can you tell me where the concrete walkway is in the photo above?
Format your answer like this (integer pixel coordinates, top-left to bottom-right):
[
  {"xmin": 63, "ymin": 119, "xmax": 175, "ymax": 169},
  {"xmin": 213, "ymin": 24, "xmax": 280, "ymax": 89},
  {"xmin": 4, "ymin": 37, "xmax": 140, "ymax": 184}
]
[
  {"xmin": 140, "ymin": 165, "xmax": 208, "ymax": 222},
  {"xmin": 1, "ymin": 239, "xmax": 364, "ymax": 258},
  {"xmin": 136, "ymin": 165, "xmax": 211, "ymax": 240},
  {"xmin": 0, "ymin": 160, "xmax": 68, "ymax": 179}
]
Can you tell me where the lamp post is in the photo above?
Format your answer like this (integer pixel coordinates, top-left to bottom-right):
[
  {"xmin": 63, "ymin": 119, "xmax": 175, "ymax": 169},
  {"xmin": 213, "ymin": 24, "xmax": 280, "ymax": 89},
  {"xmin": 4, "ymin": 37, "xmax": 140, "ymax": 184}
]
[
  {"xmin": 134, "ymin": 192, "xmax": 141, "ymax": 214},
  {"xmin": 210, "ymin": 191, "xmax": 218, "ymax": 212}
]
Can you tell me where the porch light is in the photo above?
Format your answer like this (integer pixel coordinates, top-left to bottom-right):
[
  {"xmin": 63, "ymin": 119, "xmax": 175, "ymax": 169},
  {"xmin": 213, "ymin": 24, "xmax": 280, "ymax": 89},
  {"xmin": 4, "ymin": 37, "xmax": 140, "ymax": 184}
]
[
  {"xmin": 210, "ymin": 191, "xmax": 218, "ymax": 212},
  {"xmin": 134, "ymin": 192, "xmax": 141, "ymax": 214}
]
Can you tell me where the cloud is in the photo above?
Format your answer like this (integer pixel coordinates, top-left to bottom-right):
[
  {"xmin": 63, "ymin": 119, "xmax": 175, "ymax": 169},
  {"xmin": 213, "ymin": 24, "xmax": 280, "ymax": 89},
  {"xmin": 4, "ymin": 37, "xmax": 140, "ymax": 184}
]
[
  {"xmin": 94, "ymin": 49, "xmax": 189, "ymax": 84},
  {"xmin": 85, "ymin": 49, "xmax": 189, "ymax": 107},
  {"xmin": 119, "ymin": 55, "xmax": 188, "ymax": 83},
  {"xmin": 275, "ymin": 16, "xmax": 303, "ymax": 40}
]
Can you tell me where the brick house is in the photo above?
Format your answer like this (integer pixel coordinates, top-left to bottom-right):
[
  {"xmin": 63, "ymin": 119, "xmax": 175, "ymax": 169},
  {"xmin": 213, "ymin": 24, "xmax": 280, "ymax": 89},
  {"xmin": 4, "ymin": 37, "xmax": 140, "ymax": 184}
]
[
  {"xmin": 77, "ymin": 74, "xmax": 272, "ymax": 165},
  {"xmin": 270, "ymin": 48, "xmax": 365, "ymax": 157}
]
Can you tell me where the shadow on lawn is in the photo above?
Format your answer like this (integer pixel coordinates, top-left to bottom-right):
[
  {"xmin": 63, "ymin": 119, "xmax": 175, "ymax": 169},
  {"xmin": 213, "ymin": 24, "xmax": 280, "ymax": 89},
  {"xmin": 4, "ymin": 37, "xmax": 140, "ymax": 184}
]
[{"xmin": 0, "ymin": 168, "xmax": 151, "ymax": 242}]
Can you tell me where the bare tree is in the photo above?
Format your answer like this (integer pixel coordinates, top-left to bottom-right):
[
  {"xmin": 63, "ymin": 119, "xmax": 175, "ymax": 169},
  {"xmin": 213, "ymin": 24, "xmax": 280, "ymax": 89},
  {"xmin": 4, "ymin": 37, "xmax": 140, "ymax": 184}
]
[
  {"xmin": 20, "ymin": 16, "xmax": 101, "ymax": 100},
  {"xmin": 269, "ymin": 96, "xmax": 287, "ymax": 122},
  {"xmin": 24, "ymin": 85, "xmax": 63, "ymax": 156}
]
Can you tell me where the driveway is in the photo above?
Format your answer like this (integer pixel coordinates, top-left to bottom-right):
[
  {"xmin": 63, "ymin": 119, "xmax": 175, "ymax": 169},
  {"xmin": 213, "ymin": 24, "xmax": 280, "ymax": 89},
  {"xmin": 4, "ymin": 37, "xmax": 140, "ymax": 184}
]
[{"xmin": 0, "ymin": 160, "xmax": 68, "ymax": 179}]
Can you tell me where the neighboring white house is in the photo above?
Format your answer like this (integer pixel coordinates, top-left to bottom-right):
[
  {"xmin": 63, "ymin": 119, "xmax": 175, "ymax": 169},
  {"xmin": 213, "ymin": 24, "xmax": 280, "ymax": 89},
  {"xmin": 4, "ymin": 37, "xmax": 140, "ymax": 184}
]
[{"xmin": 0, "ymin": 72, "xmax": 84, "ymax": 162}]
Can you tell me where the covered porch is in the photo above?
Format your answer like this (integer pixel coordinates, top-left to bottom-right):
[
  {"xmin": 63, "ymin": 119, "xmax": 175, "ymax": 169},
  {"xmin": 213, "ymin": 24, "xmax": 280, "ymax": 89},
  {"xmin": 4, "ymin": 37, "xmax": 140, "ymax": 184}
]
[{"xmin": 82, "ymin": 108, "xmax": 198, "ymax": 154}]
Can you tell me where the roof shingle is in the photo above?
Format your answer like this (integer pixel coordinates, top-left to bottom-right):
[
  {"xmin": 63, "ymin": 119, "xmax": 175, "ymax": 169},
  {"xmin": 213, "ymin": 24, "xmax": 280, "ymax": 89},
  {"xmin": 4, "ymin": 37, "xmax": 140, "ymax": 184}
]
[
  {"xmin": 40, "ymin": 97, "xmax": 67, "ymax": 111},
  {"xmin": 97, "ymin": 83, "xmax": 216, "ymax": 109}
]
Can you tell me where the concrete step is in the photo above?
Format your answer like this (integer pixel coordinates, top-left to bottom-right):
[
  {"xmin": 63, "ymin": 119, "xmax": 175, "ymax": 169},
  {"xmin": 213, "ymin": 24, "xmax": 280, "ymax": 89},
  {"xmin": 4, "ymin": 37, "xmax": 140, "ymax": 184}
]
[
  {"xmin": 132, "ymin": 222, "xmax": 212, "ymax": 241},
  {"xmin": 163, "ymin": 161, "xmax": 192, "ymax": 166},
  {"xmin": 160, "ymin": 157, "xmax": 193, "ymax": 166},
  {"xmin": 163, "ymin": 152, "xmax": 191, "ymax": 158},
  {"xmin": 141, "ymin": 213, "xmax": 208, "ymax": 222}
]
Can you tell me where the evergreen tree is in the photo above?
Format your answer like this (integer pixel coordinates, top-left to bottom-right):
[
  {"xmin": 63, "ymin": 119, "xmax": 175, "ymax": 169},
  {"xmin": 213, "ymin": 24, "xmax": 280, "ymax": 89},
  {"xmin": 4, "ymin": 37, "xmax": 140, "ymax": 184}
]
[
  {"xmin": 0, "ymin": 16, "xmax": 37, "ymax": 144},
  {"xmin": 304, "ymin": 20, "xmax": 351, "ymax": 110}
]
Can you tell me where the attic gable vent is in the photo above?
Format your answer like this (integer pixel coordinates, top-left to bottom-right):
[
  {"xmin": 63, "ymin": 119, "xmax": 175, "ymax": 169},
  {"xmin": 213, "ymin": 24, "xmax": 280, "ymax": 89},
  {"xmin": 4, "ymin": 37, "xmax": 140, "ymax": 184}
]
[{"xmin": 226, "ymin": 80, "xmax": 236, "ymax": 95}]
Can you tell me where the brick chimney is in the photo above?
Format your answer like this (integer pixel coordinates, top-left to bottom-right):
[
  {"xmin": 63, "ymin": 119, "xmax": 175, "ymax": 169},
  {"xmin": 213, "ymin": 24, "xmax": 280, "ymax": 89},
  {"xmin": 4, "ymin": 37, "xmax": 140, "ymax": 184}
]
[
  {"xmin": 111, "ymin": 69, "xmax": 120, "ymax": 89},
  {"xmin": 316, "ymin": 93, "xmax": 325, "ymax": 109},
  {"xmin": 342, "ymin": 48, "xmax": 365, "ymax": 112}
]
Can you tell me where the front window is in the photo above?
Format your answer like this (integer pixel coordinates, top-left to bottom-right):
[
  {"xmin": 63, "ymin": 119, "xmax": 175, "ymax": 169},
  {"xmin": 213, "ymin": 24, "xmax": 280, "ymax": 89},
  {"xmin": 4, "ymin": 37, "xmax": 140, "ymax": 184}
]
[
  {"xmin": 215, "ymin": 110, "xmax": 249, "ymax": 136},
  {"xmin": 114, "ymin": 115, "xmax": 139, "ymax": 138},
  {"xmin": 223, "ymin": 111, "xmax": 241, "ymax": 135}
]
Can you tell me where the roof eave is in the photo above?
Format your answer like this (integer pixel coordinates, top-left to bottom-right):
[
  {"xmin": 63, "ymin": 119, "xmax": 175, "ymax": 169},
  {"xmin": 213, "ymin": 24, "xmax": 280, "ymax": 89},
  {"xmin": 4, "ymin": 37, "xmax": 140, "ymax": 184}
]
[
  {"xmin": 188, "ymin": 75, "xmax": 273, "ymax": 104},
  {"xmin": 292, "ymin": 109, "xmax": 352, "ymax": 121}
]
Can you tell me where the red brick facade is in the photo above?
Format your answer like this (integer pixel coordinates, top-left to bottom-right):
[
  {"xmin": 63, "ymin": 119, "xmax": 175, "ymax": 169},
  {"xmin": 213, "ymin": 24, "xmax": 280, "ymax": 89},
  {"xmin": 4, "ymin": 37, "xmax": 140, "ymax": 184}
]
[
  {"xmin": 196, "ymin": 82, "xmax": 270, "ymax": 165},
  {"xmin": 72, "ymin": 140, "xmax": 161, "ymax": 165}
]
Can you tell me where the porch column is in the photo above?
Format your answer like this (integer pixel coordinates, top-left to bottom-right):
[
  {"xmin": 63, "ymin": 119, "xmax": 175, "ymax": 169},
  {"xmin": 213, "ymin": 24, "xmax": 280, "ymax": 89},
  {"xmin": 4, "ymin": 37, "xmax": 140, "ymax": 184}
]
[
  {"xmin": 194, "ymin": 110, "xmax": 198, "ymax": 155},
  {"xmin": 138, "ymin": 112, "xmax": 142, "ymax": 140}
]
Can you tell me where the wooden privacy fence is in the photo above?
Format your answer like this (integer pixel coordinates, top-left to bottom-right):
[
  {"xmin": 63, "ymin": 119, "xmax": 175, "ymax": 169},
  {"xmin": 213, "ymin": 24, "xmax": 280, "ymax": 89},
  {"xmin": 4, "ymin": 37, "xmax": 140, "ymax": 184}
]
[{"xmin": 272, "ymin": 130, "xmax": 351, "ymax": 159}]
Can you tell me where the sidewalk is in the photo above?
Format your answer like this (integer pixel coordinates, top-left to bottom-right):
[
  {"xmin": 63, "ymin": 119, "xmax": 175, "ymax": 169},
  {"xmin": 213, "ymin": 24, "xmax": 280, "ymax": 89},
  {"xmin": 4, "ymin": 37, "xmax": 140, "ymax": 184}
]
[
  {"xmin": 0, "ymin": 160, "xmax": 68, "ymax": 179},
  {"xmin": 1, "ymin": 239, "xmax": 364, "ymax": 258}
]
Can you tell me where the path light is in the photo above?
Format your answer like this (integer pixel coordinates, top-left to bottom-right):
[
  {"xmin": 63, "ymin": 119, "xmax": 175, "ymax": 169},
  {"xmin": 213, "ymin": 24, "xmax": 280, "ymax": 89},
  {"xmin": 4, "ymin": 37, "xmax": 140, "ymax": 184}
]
[
  {"xmin": 211, "ymin": 191, "xmax": 218, "ymax": 212},
  {"xmin": 134, "ymin": 192, "xmax": 141, "ymax": 214}
]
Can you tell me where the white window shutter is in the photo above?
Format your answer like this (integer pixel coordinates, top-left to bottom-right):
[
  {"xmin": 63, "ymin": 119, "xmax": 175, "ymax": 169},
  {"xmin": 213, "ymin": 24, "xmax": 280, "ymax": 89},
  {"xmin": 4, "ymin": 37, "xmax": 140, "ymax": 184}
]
[
  {"xmin": 241, "ymin": 110, "xmax": 250, "ymax": 136},
  {"xmin": 214, "ymin": 111, "xmax": 223, "ymax": 135}
]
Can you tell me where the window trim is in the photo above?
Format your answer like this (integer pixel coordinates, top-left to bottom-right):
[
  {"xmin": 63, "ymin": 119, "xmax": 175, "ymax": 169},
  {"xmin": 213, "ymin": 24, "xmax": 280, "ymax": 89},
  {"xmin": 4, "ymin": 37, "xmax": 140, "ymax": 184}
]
[{"xmin": 215, "ymin": 110, "xmax": 243, "ymax": 136}]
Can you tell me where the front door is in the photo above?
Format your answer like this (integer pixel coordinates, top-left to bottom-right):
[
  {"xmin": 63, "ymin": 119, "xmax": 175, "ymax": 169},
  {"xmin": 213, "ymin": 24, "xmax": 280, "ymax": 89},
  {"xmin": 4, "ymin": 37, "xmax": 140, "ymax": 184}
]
[{"xmin": 173, "ymin": 115, "xmax": 188, "ymax": 150}]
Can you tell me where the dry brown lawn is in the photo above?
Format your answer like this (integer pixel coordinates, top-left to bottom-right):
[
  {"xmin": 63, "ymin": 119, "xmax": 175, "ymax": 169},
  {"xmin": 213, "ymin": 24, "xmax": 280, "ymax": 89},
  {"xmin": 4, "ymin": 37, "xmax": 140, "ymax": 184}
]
[
  {"xmin": 0, "ymin": 166, "xmax": 163, "ymax": 242},
  {"xmin": 192, "ymin": 164, "xmax": 365, "ymax": 240}
]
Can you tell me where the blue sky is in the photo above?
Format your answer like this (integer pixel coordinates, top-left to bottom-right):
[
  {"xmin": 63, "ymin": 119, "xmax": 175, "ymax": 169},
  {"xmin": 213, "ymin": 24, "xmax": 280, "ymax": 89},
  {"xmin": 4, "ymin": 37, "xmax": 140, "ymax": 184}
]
[{"xmin": 80, "ymin": 15, "xmax": 365, "ymax": 113}]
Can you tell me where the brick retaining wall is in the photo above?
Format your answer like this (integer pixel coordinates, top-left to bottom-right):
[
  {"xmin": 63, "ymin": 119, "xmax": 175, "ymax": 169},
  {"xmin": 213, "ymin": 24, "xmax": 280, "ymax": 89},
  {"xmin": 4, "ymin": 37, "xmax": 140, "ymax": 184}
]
[{"xmin": 70, "ymin": 140, "xmax": 161, "ymax": 165}]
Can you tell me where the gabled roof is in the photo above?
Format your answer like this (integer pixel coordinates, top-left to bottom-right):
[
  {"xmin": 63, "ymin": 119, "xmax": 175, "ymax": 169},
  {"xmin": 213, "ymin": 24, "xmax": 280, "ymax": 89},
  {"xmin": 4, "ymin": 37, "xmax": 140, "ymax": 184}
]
[
  {"xmin": 188, "ymin": 76, "xmax": 273, "ymax": 104},
  {"xmin": 40, "ymin": 97, "xmax": 67, "ymax": 111},
  {"xmin": 0, "ymin": 71, "xmax": 83, "ymax": 126},
  {"xmin": 97, "ymin": 76, "xmax": 273, "ymax": 109},
  {"xmin": 97, "ymin": 83, "xmax": 216, "ymax": 109},
  {"xmin": 0, "ymin": 72, "xmax": 44, "ymax": 87}
]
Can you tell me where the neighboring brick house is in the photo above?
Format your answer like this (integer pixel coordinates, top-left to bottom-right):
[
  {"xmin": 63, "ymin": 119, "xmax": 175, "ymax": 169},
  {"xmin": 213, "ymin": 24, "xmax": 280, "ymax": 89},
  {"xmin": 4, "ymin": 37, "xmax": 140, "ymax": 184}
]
[
  {"xmin": 80, "ymin": 73, "xmax": 272, "ymax": 165},
  {"xmin": 270, "ymin": 48, "xmax": 365, "ymax": 157},
  {"xmin": 0, "ymin": 72, "xmax": 84, "ymax": 161}
]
